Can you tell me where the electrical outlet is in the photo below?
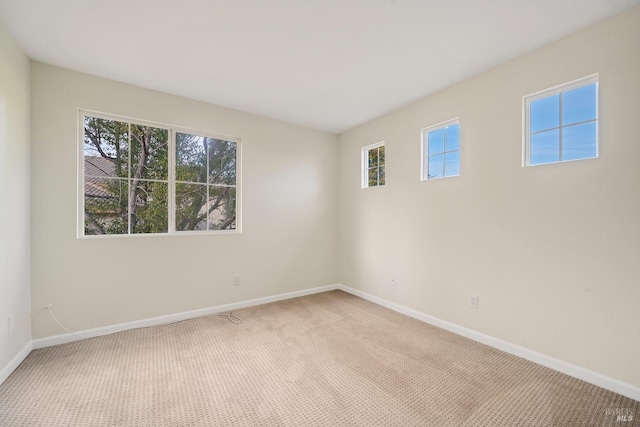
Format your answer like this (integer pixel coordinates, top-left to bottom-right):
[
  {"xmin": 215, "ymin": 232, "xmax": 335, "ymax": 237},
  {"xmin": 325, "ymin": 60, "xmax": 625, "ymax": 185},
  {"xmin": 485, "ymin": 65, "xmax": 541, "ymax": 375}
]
[
  {"xmin": 469, "ymin": 294, "xmax": 479, "ymax": 309},
  {"xmin": 390, "ymin": 276, "xmax": 396, "ymax": 287},
  {"xmin": 233, "ymin": 275, "xmax": 240, "ymax": 286},
  {"xmin": 8, "ymin": 315, "xmax": 14, "ymax": 335}
]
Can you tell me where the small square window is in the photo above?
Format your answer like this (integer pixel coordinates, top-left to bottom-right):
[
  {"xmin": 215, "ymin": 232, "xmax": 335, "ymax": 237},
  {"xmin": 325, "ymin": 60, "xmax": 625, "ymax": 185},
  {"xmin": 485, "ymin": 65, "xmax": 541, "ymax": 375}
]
[
  {"xmin": 421, "ymin": 119, "xmax": 460, "ymax": 180},
  {"xmin": 524, "ymin": 75, "xmax": 598, "ymax": 166},
  {"xmin": 362, "ymin": 142, "xmax": 385, "ymax": 188}
]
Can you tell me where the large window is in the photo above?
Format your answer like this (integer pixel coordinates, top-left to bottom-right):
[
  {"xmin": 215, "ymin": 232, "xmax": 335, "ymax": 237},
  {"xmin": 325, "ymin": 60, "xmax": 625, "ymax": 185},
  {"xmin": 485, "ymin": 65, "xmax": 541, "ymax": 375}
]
[
  {"xmin": 421, "ymin": 119, "xmax": 460, "ymax": 180},
  {"xmin": 361, "ymin": 142, "xmax": 385, "ymax": 188},
  {"xmin": 80, "ymin": 112, "xmax": 239, "ymax": 237},
  {"xmin": 524, "ymin": 75, "xmax": 598, "ymax": 166}
]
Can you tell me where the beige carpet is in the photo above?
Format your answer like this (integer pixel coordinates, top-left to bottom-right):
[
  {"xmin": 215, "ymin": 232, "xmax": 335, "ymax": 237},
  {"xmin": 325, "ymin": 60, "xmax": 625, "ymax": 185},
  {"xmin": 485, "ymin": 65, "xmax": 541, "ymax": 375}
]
[{"xmin": 0, "ymin": 290, "xmax": 638, "ymax": 426}]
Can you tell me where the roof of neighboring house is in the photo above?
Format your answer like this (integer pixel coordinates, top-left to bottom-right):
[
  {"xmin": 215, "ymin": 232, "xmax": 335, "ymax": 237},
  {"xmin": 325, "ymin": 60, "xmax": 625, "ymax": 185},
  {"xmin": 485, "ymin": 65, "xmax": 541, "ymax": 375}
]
[
  {"xmin": 85, "ymin": 156, "xmax": 117, "ymax": 199},
  {"xmin": 85, "ymin": 156, "xmax": 115, "ymax": 177}
]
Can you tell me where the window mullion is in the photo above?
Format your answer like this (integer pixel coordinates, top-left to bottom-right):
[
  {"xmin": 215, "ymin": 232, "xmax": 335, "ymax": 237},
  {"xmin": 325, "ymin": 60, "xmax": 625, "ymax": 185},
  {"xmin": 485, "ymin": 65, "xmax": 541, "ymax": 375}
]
[
  {"xmin": 443, "ymin": 130, "xmax": 447, "ymax": 177},
  {"xmin": 128, "ymin": 122, "xmax": 132, "ymax": 235},
  {"xmin": 376, "ymin": 147, "xmax": 382, "ymax": 186},
  {"xmin": 526, "ymin": 100, "xmax": 532, "ymax": 166},
  {"xmin": 206, "ymin": 138, "xmax": 210, "ymax": 230},
  {"xmin": 377, "ymin": 147, "xmax": 381, "ymax": 185},
  {"xmin": 442, "ymin": 130, "xmax": 449, "ymax": 178},
  {"xmin": 168, "ymin": 129, "xmax": 175, "ymax": 233},
  {"xmin": 443, "ymin": 152, "xmax": 446, "ymax": 177},
  {"xmin": 559, "ymin": 94, "xmax": 563, "ymax": 161}
]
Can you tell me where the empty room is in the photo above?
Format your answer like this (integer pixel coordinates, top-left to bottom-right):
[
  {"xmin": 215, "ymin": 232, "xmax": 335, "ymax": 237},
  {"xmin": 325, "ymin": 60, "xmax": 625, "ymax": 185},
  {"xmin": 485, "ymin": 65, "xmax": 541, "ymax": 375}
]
[{"xmin": 1, "ymin": 0, "xmax": 639, "ymax": 425}]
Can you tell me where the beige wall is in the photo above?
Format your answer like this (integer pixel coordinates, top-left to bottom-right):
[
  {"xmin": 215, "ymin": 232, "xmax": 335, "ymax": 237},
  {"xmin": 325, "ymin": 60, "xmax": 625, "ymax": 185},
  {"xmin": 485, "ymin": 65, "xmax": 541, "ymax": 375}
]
[
  {"xmin": 30, "ymin": 63, "xmax": 338, "ymax": 339},
  {"xmin": 338, "ymin": 8, "xmax": 640, "ymax": 388},
  {"xmin": 0, "ymin": 26, "xmax": 31, "ymax": 368}
]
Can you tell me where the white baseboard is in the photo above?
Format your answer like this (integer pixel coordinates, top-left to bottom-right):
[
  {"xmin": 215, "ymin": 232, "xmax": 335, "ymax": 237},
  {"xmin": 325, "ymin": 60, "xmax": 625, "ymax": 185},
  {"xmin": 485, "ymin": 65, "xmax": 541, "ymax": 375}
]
[
  {"xmin": 8, "ymin": 283, "xmax": 638, "ymax": 402},
  {"xmin": 32, "ymin": 284, "xmax": 340, "ymax": 350},
  {"xmin": 0, "ymin": 341, "xmax": 33, "ymax": 386},
  {"xmin": 336, "ymin": 284, "xmax": 640, "ymax": 402}
]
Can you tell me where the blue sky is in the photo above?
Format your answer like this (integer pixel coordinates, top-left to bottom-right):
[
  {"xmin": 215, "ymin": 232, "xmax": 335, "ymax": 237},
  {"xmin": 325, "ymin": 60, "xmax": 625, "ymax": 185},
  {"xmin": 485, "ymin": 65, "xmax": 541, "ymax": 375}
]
[
  {"xmin": 427, "ymin": 123, "xmax": 460, "ymax": 179},
  {"xmin": 530, "ymin": 83, "xmax": 597, "ymax": 165}
]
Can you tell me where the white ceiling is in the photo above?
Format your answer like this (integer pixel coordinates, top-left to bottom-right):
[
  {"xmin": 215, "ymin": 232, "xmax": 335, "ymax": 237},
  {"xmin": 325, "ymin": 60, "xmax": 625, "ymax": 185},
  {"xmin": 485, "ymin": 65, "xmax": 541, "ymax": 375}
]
[{"xmin": 1, "ymin": 0, "xmax": 638, "ymax": 133}]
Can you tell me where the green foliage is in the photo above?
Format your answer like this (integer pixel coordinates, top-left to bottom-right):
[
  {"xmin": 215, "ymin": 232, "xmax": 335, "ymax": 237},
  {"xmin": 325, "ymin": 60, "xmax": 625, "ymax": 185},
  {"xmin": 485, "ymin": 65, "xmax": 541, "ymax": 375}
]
[
  {"xmin": 175, "ymin": 183, "xmax": 207, "ymax": 231},
  {"xmin": 131, "ymin": 125, "xmax": 168, "ymax": 180},
  {"xmin": 366, "ymin": 146, "xmax": 385, "ymax": 187},
  {"xmin": 84, "ymin": 117, "xmax": 129, "ymax": 178},
  {"xmin": 84, "ymin": 178, "xmax": 128, "ymax": 235},
  {"xmin": 132, "ymin": 181, "xmax": 168, "ymax": 234},
  {"xmin": 175, "ymin": 132, "xmax": 237, "ymax": 231},
  {"xmin": 84, "ymin": 119, "xmax": 236, "ymax": 235}
]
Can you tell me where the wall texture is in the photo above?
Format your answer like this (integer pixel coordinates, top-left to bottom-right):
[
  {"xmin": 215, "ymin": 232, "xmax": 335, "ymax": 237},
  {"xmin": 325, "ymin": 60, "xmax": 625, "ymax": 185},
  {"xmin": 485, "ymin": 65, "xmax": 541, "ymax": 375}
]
[
  {"xmin": 30, "ymin": 63, "xmax": 338, "ymax": 339},
  {"xmin": 0, "ymin": 26, "xmax": 31, "ymax": 371},
  {"xmin": 338, "ymin": 8, "xmax": 640, "ymax": 388}
]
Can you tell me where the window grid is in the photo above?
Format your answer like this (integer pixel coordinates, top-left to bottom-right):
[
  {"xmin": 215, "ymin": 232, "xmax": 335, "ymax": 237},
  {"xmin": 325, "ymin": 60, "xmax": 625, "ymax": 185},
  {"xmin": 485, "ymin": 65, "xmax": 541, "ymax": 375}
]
[
  {"xmin": 124, "ymin": 122, "xmax": 171, "ymax": 234},
  {"xmin": 361, "ymin": 142, "xmax": 385, "ymax": 188},
  {"xmin": 174, "ymin": 132, "xmax": 238, "ymax": 231},
  {"xmin": 421, "ymin": 119, "xmax": 460, "ymax": 181},
  {"xmin": 80, "ymin": 111, "xmax": 240, "ymax": 237},
  {"xmin": 367, "ymin": 146, "xmax": 384, "ymax": 186},
  {"xmin": 524, "ymin": 74, "xmax": 598, "ymax": 166}
]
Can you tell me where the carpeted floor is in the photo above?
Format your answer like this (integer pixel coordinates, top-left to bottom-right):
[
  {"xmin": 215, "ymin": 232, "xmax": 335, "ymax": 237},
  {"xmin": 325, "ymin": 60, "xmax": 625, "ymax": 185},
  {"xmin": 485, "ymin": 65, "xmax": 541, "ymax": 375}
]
[{"xmin": 0, "ymin": 290, "xmax": 638, "ymax": 426}]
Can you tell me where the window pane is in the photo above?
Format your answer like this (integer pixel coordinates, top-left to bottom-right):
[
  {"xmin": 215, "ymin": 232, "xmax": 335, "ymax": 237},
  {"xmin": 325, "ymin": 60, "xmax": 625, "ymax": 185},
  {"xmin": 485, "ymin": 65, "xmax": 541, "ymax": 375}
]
[
  {"xmin": 84, "ymin": 177, "xmax": 128, "ymax": 235},
  {"xmin": 530, "ymin": 129, "xmax": 560, "ymax": 165},
  {"xmin": 208, "ymin": 139, "xmax": 237, "ymax": 186},
  {"xmin": 530, "ymin": 94, "xmax": 560, "ymax": 133},
  {"xmin": 563, "ymin": 83, "xmax": 597, "ymax": 126},
  {"xmin": 209, "ymin": 187, "xmax": 237, "ymax": 230},
  {"xmin": 368, "ymin": 167, "xmax": 378, "ymax": 187},
  {"xmin": 445, "ymin": 124, "xmax": 460, "ymax": 152},
  {"xmin": 378, "ymin": 146, "xmax": 385, "ymax": 166},
  {"xmin": 444, "ymin": 150, "xmax": 460, "ymax": 177},
  {"xmin": 562, "ymin": 122, "xmax": 597, "ymax": 161},
  {"xmin": 130, "ymin": 125, "xmax": 169, "ymax": 181},
  {"xmin": 85, "ymin": 156, "xmax": 118, "ymax": 182},
  {"xmin": 379, "ymin": 166, "xmax": 385, "ymax": 185},
  {"xmin": 176, "ymin": 132, "xmax": 206, "ymax": 183},
  {"xmin": 428, "ymin": 129, "xmax": 444, "ymax": 155},
  {"xmin": 84, "ymin": 117, "xmax": 129, "ymax": 178},
  {"xmin": 131, "ymin": 180, "xmax": 168, "ymax": 234},
  {"xmin": 175, "ymin": 183, "xmax": 208, "ymax": 231},
  {"xmin": 368, "ymin": 148, "xmax": 379, "ymax": 168},
  {"xmin": 428, "ymin": 154, "xmax": 444, "ymax": 179}
]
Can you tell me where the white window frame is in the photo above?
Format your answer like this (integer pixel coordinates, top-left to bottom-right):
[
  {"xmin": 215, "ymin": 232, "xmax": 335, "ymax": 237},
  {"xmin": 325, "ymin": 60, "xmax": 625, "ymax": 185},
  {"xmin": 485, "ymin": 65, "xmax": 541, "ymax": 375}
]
[
  {"xmin": 421, "ymin": 118, "xmax": 460, "ymax": 181},
  {"xmin": 523, "ymin": 74, "xmax": 599, "ymax": 167},
  {"xmin": 78, "ymin": 110, "xmax": 241, "ymax": 238},
  {"xmin": 361, "ymin": 141, "xmax": 385, "ymax": 188}
]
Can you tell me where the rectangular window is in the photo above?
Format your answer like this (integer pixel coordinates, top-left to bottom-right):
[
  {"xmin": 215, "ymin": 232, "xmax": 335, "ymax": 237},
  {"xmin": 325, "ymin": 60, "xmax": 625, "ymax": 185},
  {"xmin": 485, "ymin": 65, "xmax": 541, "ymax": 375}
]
[
  {"xmin": 361, "ymin": 142, "xmax": 385, "ymax": 188},
  {"xmin": 421, "ymin": 119, "xmax": 460, "ymax": 180},
  {"xmin": 524, "ymin": 74, "xmax": 598, "ymax": 166},
  {"xmin": 175, "ymin": 132, "xmax": 237, "ymax": 231},
  {"xmin": 80, "ymin": 112, "xmax": 239, "ymax": 237}
]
